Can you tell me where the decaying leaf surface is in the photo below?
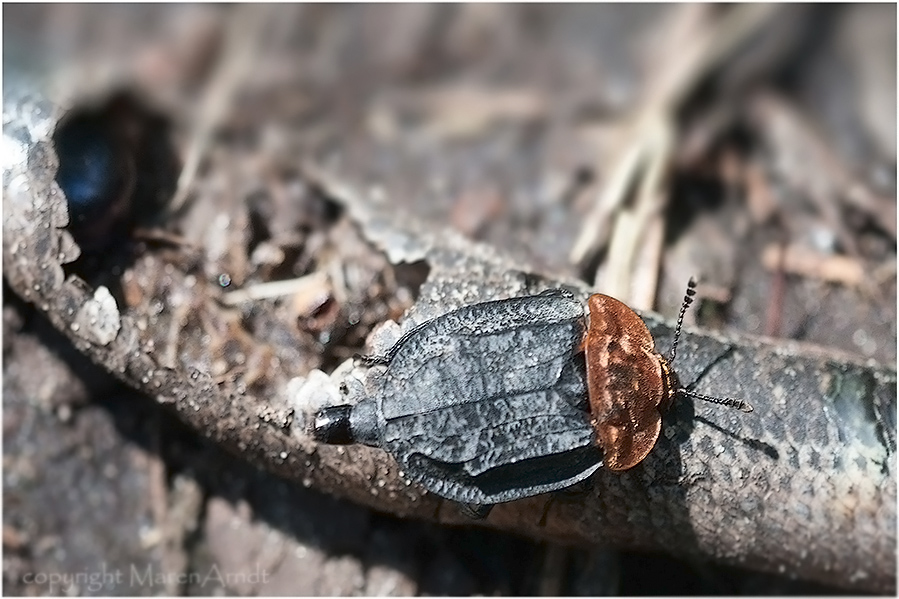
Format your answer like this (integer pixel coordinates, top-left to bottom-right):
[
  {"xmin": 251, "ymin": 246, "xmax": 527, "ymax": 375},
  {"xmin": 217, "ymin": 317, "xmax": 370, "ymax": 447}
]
[{"xmin": 4, "ymin": 4, "xmax": 896, "ymax": 594}]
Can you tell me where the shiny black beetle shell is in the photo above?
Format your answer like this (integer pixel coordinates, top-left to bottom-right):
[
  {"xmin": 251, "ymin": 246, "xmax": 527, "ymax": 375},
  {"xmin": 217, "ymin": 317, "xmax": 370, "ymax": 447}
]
[
  {"xmin": 53, "ymin": 106, "xmax": 135, "ymax": 251},
  {"xmin": 313, "ymin": 290, "xmax": 603, "ymax": 505}
]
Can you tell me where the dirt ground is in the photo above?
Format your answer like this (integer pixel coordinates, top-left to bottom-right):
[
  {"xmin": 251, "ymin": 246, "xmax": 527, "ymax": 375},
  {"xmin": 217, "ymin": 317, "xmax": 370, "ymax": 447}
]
[{"xmin": 3, "ymin": 4, "xmax": 895, "ymax": 595}]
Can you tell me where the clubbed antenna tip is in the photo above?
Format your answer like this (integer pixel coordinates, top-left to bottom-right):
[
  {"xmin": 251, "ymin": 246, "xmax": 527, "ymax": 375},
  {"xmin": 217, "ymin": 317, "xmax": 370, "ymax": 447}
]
[{"xmin": 668, "ymin": 277, "xmax": 698, "ymax": 364}]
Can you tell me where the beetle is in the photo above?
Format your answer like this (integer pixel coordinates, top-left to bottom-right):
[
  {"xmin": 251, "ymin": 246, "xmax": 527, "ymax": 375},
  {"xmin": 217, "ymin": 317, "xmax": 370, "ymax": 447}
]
[
  {"xmin": 312, "ymin": 281, "xmax": 750, "ymax": 513},
  {"xmin": 53, "ymin": 107, "xmax": 136, "ymax": 251},
  {"xmin": 52, "ymin": 93, "xmax": 179, "ymax": 255},
  {"xmin": 312, "ymin": 289, "xmax": 604, "ymax": 509}
]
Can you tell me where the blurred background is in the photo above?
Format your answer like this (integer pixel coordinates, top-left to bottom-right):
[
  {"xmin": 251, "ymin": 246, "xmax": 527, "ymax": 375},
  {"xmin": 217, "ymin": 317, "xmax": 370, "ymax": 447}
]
[{"xmin": 4, "ymin": 4, "xmax": 895, "ymax": 595}]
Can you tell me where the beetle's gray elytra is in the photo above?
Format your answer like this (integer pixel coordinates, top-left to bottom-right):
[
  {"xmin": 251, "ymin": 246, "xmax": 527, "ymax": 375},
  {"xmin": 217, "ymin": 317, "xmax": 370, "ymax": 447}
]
[{"xmin": 312, "ymin": 290, "xmax": 603, "ymax": 505}]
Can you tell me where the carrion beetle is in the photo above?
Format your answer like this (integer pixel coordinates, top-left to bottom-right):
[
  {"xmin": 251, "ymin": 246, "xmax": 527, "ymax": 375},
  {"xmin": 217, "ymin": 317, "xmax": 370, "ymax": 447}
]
[{"xmin": 312, "ymin": 281, "xmax": 751, "ymax": 514}]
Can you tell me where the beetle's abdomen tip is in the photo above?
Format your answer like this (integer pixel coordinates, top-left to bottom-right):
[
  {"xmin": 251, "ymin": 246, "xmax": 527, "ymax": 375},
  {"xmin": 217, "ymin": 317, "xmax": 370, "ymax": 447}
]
[{"xmin": 312, "ymin": 405, "xmax": 355, "ymax": 445}]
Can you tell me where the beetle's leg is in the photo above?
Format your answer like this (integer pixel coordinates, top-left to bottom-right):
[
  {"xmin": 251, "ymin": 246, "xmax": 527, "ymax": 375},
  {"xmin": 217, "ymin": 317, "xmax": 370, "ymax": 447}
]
[
  {"xmin": 458, "ymin": 503, "xmax": 493, "ymax": 519},
  {"xmin": 559, "ymin": 477, "xmax": 593, "ymax": 497},
  {"xmin": 539, "ymin": 478, "xmax": 595, "ymax": 526},
  {"xmin": 537, "ymin": 287, "xmax": 575, "ymax": 299},
  {"xmin": 356, "ymin": 319, "xmax": 438, "ymax": 367},
  {"xmin": 354, "ymin": 352, "xmax": 390, "ymax": 366},
  {"xmin": 538, "ymin": 496, "xmax": 556, "ymax": 527}
]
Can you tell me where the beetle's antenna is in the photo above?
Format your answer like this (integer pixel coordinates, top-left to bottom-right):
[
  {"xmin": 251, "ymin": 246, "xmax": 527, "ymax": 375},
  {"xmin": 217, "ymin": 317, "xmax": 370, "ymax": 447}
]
[
  {"xmin": 669, "ymin": 277, "xmax": 754, "ymax": 413},
  {"xmin": 680, "ymin": 388, "xmax": 754, "ymax": 413},
  {"xmin": 668, "ymin": 277, "xmax": 697, "ymax": 364}
]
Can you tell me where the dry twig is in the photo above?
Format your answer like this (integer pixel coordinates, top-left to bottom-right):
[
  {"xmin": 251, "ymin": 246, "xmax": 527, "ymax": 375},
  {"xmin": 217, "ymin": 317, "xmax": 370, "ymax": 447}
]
[{"xmin": 570, "ymin": 4, "xmax": 779, "ymax": 306}]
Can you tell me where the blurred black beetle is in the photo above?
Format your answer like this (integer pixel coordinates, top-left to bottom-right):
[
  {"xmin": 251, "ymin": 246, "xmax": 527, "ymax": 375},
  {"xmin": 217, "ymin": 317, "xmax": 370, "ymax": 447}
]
[{"xmin": 52, "ymin": 92, "xmax": 177, "ymax": 255}]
